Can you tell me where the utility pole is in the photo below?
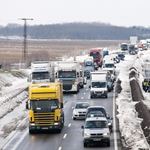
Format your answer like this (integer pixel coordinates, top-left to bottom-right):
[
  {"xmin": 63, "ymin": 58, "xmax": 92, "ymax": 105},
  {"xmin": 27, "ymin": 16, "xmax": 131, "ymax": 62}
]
[{"xmin": 19, "ymin": 18, "xmax": 33, "ymax": 61}]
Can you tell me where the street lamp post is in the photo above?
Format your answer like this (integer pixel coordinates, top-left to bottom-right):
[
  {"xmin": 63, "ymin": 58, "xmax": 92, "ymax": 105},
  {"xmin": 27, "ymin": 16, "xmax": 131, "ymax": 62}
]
[{"xmin": 19, "ymin": 18, "xmax": 33, "ymax": 61}]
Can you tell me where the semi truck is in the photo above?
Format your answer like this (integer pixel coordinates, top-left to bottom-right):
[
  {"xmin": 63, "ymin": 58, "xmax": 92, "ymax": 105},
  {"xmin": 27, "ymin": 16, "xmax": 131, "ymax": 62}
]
[
  {"xmin": 28, "ymin": 61, "xmax": 55, "ymax": 84},
  {"xmin": 26, "ymin": 83, "xmax": 64, "ymax": 134},
  {"xmin": 90, "ymin": 48, "xmax": 103, "ymax": 67},
  {"xmin": 55, "ymin": 61, "xmax": 80, "ymax": 93}
]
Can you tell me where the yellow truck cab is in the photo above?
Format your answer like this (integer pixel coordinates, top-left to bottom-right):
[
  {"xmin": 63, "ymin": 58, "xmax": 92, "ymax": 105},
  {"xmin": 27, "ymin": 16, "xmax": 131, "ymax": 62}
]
[{"xmin": 26, "ymin": 83, "xmax": 64, "ymax": 134}]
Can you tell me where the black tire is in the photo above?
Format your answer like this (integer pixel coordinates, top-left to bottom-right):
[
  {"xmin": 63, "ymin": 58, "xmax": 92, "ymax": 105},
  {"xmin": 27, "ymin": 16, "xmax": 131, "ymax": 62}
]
[
  {"xmin": 73, "ymin": 117, "xmax": 76, "ymax": 120},
  {"xmin": 84, "ymin": 143, "xmax": 87, "ymax": 147},
  {"xmin": 105, "ymin": 95, "xmax": 108, "ymax": 98},
  {"xmin": 107, "ymin": 142, "xmax": 110, "ymax": 147},
  {"xmin": 29, "ymin": 130, "xmax": 34, "ymax": 134},
  {"xmin": 57, "ymin": 128, "xmax": 62, "ymax": 133}
]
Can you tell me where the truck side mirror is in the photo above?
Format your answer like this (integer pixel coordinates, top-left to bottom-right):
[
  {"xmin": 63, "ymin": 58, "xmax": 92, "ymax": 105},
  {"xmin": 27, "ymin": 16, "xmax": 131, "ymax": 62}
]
[
  {"xmin": 55, "ymin": 72, "xmax": 58, "ymax": 78},
  {"xmin": 26, "ymin": 100, "xmax": 29, "ymax": 109}
]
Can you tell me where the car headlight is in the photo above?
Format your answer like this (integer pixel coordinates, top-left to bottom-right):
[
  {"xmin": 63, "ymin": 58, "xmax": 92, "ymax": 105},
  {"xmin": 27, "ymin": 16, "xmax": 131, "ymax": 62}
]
[
  {"xmin": 74, "ymin": 110, "xmax": 79, "ymax": 115},
  {"xmin": 103, "ymin": 133, "xmax": 109, "ymax": 136},
  {"xmin": 84, "ymin": 133, "xmax": 90, "ymax": 137}
]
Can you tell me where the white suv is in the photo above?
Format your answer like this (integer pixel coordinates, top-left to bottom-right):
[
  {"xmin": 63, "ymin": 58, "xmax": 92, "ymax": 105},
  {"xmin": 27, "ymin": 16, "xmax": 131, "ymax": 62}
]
[{"xmin": 81, "ymin": 117, "xmax": 110, "ymax": 147}]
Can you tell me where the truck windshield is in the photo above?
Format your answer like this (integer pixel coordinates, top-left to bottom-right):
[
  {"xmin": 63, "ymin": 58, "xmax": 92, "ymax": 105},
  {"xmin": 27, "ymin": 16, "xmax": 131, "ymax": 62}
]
[
  {"xmin": 85, "ymin": 120, "xmax": 108, "ymax": 128},
  {"xmin": 105, "ymin": 64, "xmax": 114, "ymax": 68},
  {"xmin": 90, "ymin": 52, "xmax": 100, "ymax": 58},
  {"xmin": 92, "ymin": 82, "xmax": 106, "ymax": 88},
  {"xmin": 85, "ymin": 61, "xmax": 92, "ymax": 66},
  {"xmin": 30, "ymin": 99, "xmax": 59, "ymax": 112},
  {"xmin": 121, "ymin": 44, "xmax": 128, "ymax": 50},
  {"xmin": 58, "ymin": 70, "xmax": 76, "ymax": 78},
  {"xmin": 32, "ymin": 72, "xmax": 49, "ymax": 80}
]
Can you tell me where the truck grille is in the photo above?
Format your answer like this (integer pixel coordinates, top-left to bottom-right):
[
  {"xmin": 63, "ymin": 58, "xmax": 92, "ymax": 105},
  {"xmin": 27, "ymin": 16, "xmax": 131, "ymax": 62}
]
[
  {"xmin": 95, "ymin": 91, "xmax": 103, "ymax": 94},
  {"xmin": 34, "ymin": 112, "xmax": 55, "ymax": 126},
  {"xmin": 62, "ymin": 80, "xmax": 75, "ymax": 90}
]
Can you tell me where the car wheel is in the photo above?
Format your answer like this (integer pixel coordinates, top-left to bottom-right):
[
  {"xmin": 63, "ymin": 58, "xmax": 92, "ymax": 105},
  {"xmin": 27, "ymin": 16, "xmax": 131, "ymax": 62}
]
[
  {"xmin": 105, "ymin": 95, "xmax": 108, "ymax": 98},
  {"xmin": 73, "ymin": 117, "xmax": 76, "ymax": 120},
  {"xmin": 107, "ymin": 142, "xmax": 110, "ymax": 147},
  {"xmin": 84, "ymin": 143, "xmax": 87, "ymax": 147}
]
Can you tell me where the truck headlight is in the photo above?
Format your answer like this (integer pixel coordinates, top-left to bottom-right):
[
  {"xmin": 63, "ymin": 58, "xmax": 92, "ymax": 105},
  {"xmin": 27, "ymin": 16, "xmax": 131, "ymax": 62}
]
[
  {"xmin": 84, "ymin": 133, "xmax": 90, "ymax": 137},
  {"xmin": 30, "ymin": 123, "xmax": 35, "ymax": 126},
  {"xmin": 54, "ymin": 123, "xmax": 59, "ymax": 125}
]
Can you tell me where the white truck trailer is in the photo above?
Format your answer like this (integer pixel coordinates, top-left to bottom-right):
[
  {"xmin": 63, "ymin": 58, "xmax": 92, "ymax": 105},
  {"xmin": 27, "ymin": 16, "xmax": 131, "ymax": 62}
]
[
  {"xmin": 28, "ymin": 61, "xmax": 55, "ymax": 84},
  {"xmin": 55, "ymin": 61, "xmax": 80, "ymax": 93}
]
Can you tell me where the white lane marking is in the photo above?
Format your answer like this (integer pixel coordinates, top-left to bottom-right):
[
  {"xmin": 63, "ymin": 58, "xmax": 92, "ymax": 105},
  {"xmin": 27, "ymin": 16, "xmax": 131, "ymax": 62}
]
[
  {"xmin": 81, "ymin": 97, "xmax": 83, "ymax": 99},
  {"xmin": 68, "ymin": 123, "xmax": 71, "ymax": 127},
  {"xmin": 84, "ymin": 93, "xmax": 86, "ymax": 94},
  {"xmin": 113, "ymin": 90, "xmax": 118, "ymax": 150},
  {"xmin": 63, "ymin": 134, "xmax": 67, "ymax": 138},
  {"xmin": 58, "ymin": 147, "xmax": 62, "ymax": 150}
]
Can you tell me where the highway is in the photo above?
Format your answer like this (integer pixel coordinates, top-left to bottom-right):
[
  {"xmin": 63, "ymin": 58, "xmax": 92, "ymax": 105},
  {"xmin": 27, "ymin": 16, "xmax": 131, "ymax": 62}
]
[{"xmin": 4, "ymin": 80, "xmax": 121, "ymax": 150}]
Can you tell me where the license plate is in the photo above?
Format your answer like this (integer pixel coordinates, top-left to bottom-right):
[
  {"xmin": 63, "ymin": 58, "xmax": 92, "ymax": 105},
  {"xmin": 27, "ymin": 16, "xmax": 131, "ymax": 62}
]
[
  {"xmin": 93, "ymin": 138, "xmax": 101, "ymax": 141},
  {"xmin": 42, "ymin": 127, "xmax": 48, "ymax": 129}
]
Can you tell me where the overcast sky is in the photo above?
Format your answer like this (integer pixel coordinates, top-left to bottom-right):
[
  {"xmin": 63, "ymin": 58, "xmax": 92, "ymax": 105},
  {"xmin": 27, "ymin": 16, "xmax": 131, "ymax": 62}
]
[{"xmin": 0, "ymin": 0, "xmax": 150, "ymax": 27}]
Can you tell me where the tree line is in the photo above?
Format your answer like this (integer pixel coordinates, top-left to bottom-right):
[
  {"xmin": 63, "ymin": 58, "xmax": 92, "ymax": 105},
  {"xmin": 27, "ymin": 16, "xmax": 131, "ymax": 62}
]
[{"xmin": 0, "ymin": 22, "xmax": 150, "ymax": 40}]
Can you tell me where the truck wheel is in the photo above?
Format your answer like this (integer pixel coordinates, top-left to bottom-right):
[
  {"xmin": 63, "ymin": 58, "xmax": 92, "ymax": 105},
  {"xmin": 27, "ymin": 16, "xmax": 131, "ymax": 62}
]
[
  {"xmin": 29, "ymin": 130, "xmax": 34, "ymax": 134},
  {"xmin": 57, "ymin": 128, "xmax": 62, "ymax": 133}
]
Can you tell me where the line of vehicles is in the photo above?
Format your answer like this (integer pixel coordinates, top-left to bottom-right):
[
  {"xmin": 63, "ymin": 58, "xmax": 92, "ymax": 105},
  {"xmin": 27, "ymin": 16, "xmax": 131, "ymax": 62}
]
[
  {"xmin": 25, "ymin": 47, "xmax": 120, "ymax": 147},
  {"xmin": 121, "ymin": 39, "xmax": 150, "ymax": 55}
]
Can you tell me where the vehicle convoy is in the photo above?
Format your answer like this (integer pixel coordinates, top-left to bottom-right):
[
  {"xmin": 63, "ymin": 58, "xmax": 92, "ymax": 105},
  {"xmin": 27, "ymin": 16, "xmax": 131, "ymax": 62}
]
[
  {"xmin": 26, "ymin": 83, "xmax": 64, "ymax": 134},
  {"xmin": 28, "ymin": 61, "xmax": 55, "ymax": 84},
  {"xmin": 55, "ymin": 61, "xmax": 80, "ymax": 93},
  {"xmin": 72, "ymin": 102, "xmax": 90, "ymax": 120},
  {"xmin": 90, "ymin": 48, "xmax": 103, "ymax": 67},
  {"xmin": 81, "ymin": 117, "xmax": 110, "ymax": 147},
  {"xmin": 121, "ymin": 43, "xmax": 128, "ymax": 51}
]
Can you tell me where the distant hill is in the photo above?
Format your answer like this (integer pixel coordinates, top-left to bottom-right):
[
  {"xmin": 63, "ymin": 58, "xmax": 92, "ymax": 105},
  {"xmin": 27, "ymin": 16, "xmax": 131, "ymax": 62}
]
[{"xmin": 0, "ymin": 22, "xmax": 150, "ymax": 40}]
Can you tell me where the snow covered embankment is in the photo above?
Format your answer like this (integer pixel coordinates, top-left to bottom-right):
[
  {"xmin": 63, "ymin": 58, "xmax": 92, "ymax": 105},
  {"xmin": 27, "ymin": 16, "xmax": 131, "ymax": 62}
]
[{"xmin": 115, "ymin": 53, "xmax": 150, "ymax": 150}]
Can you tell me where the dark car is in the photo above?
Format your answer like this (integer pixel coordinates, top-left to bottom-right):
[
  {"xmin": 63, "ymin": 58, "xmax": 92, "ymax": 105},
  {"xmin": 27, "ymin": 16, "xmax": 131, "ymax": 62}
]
[{"xmin": 85, "ymin": 106, "xmax": 113, "ymax": 132}]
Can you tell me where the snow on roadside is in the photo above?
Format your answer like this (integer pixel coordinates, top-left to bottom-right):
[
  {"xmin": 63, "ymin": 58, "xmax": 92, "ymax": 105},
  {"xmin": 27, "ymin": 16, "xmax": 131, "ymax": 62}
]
[{"xmin": 115, "ymin": 51, "xmax": 150, "ymax": 149}]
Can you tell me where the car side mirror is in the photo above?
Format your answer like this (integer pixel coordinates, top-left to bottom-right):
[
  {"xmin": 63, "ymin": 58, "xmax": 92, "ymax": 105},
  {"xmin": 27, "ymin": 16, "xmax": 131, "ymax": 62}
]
[
  {"xmin": 89, "ymin": 85, "xmax": 91, "ymax": 88},
  {"xmin": 81, "ymin": 125, "xmax": 84, "ymax": 129},
  {"xmin": 72, "ymin": 107, "xmax": 74, "ymax": 109}
]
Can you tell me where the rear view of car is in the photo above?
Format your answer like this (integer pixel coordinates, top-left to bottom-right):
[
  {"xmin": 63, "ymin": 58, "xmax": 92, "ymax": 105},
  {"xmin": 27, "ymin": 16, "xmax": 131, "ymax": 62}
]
[{"xmin": 72, "ymin": 102, "xmax": 90, "ymax": 120}]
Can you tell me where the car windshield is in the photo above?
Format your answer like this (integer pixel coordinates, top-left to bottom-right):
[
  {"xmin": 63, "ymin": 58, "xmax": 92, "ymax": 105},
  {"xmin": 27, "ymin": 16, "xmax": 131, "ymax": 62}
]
[
  {"xmin": 85, "ymin": 120, "xmax": 108, "ymax": 128},
  {"xmin": 85, "ymin": 61, "xmax": 92, "ymax": 66},
  {"xmin": 92, "ymin": 82, "xmax": 106, "ymax": 88},
  {"xmin": 75, "ymin": 103, "xmax": 89, "ymax": 109},
  {"xmin": 87, "ymin": 112, "xmax": 105, "ymax": 118}
]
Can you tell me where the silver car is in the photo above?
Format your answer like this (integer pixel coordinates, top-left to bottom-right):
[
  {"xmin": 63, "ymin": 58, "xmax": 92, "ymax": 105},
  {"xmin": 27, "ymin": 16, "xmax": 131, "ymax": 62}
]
[
  {"xmin": 72, "ymin": 102, "xmax": 90, "ymax": 120},
  {"xmin": 81, "ymin": 117, "xmax": 110, "ymax": 147}
]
